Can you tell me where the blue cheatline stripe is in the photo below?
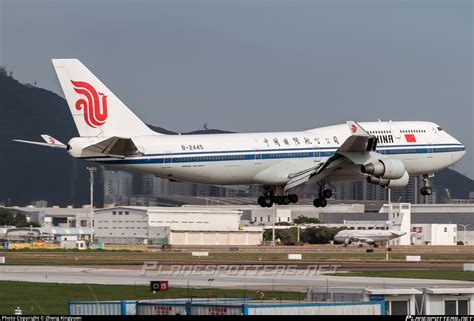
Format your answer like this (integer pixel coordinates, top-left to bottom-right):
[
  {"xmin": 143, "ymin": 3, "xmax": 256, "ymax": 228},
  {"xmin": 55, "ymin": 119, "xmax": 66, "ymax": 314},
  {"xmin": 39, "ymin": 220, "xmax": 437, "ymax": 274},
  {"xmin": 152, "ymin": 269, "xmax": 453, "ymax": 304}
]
[
  {"xmin": 93, "ymin": 146, "xmax": 465, "ymax": 165},
  {"xmin": 77, "ymin": 142, "xmax": 463, "ymax": 159},
  {"xmin": 142, "ymin": 143, "xmax": 464, "ymax": 157}
]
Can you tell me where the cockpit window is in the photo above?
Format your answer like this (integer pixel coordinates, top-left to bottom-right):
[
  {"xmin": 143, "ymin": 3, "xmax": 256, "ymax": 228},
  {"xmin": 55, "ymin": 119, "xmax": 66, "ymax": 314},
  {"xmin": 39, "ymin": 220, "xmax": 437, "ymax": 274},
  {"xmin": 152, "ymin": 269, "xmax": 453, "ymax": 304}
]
[{"xmin": 437, "ymin": 127, "xmax": 443, "ymax": 131}]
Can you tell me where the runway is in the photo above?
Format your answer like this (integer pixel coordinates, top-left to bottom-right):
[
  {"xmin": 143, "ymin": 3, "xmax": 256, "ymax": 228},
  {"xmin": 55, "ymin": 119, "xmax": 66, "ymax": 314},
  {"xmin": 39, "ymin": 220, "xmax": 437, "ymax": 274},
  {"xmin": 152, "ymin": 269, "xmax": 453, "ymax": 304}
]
[{"xmin": 0, "ymin": 265, "xmax": 471, "ymax": 292}]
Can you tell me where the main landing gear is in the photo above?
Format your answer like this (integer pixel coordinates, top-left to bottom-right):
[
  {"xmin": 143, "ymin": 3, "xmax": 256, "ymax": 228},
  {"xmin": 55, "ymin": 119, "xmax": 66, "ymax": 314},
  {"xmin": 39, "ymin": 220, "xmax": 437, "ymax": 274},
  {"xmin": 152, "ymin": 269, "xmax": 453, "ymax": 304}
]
[
  {"xmin": 257, "ymin": 188, "xmax": 298, "ymax": 208},
  {"xmin": 420, "ymin": 174, "xmax": 433, "ymax": 196},
  {"xmin": 313, "ymin": 184, "xmax": 332, "ymax": 208}
]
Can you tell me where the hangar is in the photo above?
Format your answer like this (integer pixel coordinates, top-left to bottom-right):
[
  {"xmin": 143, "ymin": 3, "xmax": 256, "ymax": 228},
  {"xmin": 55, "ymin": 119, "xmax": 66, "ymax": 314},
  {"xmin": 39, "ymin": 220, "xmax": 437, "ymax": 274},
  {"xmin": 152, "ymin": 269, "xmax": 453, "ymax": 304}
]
[{"xmin": 93, "ymin": 206, "xmax": 262, "ymax": 245}]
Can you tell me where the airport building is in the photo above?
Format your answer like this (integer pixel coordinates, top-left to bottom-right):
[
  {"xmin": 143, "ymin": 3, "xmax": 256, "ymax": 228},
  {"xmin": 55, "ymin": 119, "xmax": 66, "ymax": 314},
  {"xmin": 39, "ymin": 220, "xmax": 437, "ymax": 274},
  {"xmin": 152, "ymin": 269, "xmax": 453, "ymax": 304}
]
[
  {"xmin": 93, "ymin": 206, "xmax": 263, "ymax": 246},
  {"xmin": 68, "ymin": 298, "xmax": 385, "ymax": 316},
  {"xmin": 308, "ymin": 287, "xmax": 474, "ymax": 315},
  {"xmin": 68, "ymin": 286, "xmax": 473, "ymax": 315},
  {"xmin": 8, "ymin": 206, "xmax": 92, "ymax": 228},
  {"xmin": 3, "ymin": 200, "xmax": 473, "ymax": 246},
  {"xmin": 0, "ymin": 226, "xmax": 91, "ymax": 244},
  {"xmin": 316, "ymin": 203, "xmax": 474, "ymax": 245}
]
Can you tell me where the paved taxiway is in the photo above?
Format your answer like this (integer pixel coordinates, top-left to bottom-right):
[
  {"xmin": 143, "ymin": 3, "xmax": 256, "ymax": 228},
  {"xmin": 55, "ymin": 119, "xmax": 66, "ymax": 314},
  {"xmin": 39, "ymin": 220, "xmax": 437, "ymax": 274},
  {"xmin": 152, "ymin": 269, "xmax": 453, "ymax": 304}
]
[{"xmin": 0, "ymin": 266, "xmax": 471, "ymax": 292}]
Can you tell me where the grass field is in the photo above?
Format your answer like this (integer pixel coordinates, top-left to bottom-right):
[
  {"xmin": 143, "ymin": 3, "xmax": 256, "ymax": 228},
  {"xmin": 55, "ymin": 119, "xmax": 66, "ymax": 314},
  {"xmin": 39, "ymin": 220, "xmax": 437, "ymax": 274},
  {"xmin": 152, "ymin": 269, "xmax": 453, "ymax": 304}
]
[
  {"xmin": 339, "ymin": 270, "xmax": 474, "ymax": 281},
  {"xmin": 1, "ymin": 249, "xmax": 472, "ymax": 265},
  {"xmin": 0, "ymin": 281, "xmax": 302, "ymax": 315}
]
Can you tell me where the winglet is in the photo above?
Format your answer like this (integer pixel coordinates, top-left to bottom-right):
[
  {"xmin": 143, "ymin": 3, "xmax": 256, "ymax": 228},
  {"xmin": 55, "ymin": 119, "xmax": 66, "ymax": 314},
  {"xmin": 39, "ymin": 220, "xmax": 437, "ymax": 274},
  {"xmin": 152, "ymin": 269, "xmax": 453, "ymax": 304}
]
[{"xmin": 346, "ymin": 121, "xmax": 371, "ymax": 137}]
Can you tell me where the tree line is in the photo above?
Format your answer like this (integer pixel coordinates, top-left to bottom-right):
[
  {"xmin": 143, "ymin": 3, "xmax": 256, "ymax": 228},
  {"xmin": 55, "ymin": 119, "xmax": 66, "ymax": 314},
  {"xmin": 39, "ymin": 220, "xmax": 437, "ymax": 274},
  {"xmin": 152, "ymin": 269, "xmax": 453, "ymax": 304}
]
[
  {"xmin": 263, "ymin": 215, "xmax": 348, "ymax": 245},
  {"xmin": 0, "ymin": 208, "xmax": 40, "ymax": 227}
]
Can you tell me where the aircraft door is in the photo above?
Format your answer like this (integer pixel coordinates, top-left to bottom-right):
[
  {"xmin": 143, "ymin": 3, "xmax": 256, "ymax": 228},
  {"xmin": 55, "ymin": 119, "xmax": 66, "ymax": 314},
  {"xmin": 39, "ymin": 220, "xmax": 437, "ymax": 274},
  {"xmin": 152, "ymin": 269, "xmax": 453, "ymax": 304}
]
[
  {"xmin": 313, "ymin": 144, "xmax": 321, "ymax": 164},
  {"xmin": 162, "ymin": 153, "xmax": 173, "ymax": 168},
  {"xmin": 254, "ymin": 149, "xmax": 263, "ymax": 164},
  {"xmin": 388, "ymin": 123, "xmax": 401, "ymax": 141},
  {"xmin": 427, "ymin": 144, "xmax": 434, "ymax": 158}
]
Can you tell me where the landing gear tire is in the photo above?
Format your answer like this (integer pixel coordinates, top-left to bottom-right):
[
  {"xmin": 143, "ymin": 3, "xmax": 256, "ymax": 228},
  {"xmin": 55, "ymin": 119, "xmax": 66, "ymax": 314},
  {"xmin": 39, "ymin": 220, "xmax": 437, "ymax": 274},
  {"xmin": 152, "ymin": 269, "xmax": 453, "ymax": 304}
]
[
  {"xmin": 420, "ymin": 174, "xmax": 433, "ymax": 196},
  {"xmin": 263, "ymin": 197, "xmax": 273, "ymax": 208},
  {"xmin": 289, "ymin": 194, "xmax": 299, "ymax": 204},
  {"xmin": 258, "ymin": 196, "xmax": 274, "ymax": 207},
  {"xmin": 420, "ymin": 186, "xmax": 433, "ymax": 196},
  {"xmin": 313, "ymin": 198, "xmax": 328, "ymax": 208},
  {"xmin": 274, "ymin": 196, "xmax": 282, "ymax": 205},
  {"xmin": 313, "ymin": 198, "xmax": 321, "ymax": 207},
  {"xmin": 262, "ymin": 192, "xmax": 297, "ymax": 207},
  {"xmin": 322, "ymin": 189, "xmax": 333, "ymax": 199},
  {"xmin": 320, "ymin": 198, "xmax": 328, "ymax": 207}
]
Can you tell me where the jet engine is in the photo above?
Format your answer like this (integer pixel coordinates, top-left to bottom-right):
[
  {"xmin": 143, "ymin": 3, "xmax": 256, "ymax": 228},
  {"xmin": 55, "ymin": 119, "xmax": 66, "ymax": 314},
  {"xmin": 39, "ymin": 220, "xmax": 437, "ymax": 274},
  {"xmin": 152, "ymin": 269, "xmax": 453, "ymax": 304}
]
[
  {"xmin": 361, "ymin": 158, "xmax": 406, "ymax": 180},
  {"xmin": 66, "ymin": 137, "xmax": 108, "ymax": 158},
  {"xmin": 66, "ymin": 137, "xmax": 87, "ymax": 158},
  {"xmin": 367, "ymin": 170, "xmax": 409, "ymax": 188}
]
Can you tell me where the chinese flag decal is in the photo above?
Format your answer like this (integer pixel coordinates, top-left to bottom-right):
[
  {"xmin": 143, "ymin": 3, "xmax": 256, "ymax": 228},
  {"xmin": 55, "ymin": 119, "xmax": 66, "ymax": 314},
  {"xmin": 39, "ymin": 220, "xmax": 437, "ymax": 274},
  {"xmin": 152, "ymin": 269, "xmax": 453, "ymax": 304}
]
[{"xmin": 405, "ymin": 134, "xmax": 416, "ymax": 143}]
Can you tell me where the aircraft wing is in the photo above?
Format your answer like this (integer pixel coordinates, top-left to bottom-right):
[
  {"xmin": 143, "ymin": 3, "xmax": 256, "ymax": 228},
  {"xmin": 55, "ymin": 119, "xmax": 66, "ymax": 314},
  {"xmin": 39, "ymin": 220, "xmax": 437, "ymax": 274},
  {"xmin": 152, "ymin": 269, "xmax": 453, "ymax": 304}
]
[
  {"xmin": 353, "ymin": 237, "xmax": 375, "ymax": 243},
  {"xmin": 284, "ymin": 121, "xmax": 379, "ymax": 192}
]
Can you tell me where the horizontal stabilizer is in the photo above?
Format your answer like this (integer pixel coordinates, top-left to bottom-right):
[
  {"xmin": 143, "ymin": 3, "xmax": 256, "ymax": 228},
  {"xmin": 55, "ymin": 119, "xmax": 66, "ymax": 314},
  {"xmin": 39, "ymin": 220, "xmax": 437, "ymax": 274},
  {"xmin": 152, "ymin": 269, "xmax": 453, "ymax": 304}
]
[{"xmin": 13, "ymin": 137, "xmax": 67, "ymax": 149}]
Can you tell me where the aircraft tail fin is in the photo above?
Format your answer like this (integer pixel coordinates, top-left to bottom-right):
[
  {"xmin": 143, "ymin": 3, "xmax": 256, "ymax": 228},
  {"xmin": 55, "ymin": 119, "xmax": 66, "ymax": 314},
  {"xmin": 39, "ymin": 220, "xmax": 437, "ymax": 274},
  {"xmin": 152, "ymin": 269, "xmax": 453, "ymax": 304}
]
[{"xmin": 52, "ymin": 59, "xmax": 156, "ymax": 138}]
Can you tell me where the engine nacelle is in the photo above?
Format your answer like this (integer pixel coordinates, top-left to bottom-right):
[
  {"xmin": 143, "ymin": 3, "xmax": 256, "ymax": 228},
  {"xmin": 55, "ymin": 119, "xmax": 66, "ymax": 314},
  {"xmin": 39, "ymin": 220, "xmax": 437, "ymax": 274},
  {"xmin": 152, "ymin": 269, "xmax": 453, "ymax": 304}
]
[
  {"xmin": 367, "ymin": 175, "xmax": 390, "ymax": 187},
  {"xmin": 66, "ymin": 137, "xmax": 87, "ymax": 158},
  {"xmin": 367, "ymin": 171, "xmax": 409, "ymax": 188},
  {"xmin": 66, "ymin": 137, "xmax": 105, "ymax": 158},
  {"xmin": 361, "ymin": 158, "xmax": 406, "ymax": 180}
]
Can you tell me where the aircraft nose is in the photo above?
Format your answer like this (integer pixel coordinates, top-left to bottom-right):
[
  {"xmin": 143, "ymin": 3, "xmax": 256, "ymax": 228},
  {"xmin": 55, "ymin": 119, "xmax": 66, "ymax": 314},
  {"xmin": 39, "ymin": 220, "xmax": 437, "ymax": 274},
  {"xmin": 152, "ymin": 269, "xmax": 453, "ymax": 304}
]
[
  {"xmin": 445, "ymin": 129, "xmax": 464, "ymax": 146},
  {"xmin": 445, "ymin": 131, "xmax": 466, "ymax": 160}
]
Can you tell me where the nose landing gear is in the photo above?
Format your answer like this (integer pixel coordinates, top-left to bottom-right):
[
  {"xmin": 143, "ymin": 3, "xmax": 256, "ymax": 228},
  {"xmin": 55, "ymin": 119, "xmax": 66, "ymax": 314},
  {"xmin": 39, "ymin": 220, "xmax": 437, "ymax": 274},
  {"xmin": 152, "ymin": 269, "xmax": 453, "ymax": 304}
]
[{"xmin": 420, "ymin": 174, "xmax": 433, "ymax": 196}]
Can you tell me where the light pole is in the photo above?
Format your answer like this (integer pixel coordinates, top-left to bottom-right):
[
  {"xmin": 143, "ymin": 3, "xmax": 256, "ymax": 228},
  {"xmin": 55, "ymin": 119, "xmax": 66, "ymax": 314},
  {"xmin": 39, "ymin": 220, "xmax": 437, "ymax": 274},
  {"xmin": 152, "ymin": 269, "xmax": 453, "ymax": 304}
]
[
  {"xmin": 296, "ymin": 224, "xmax": 304, "ymax": 243},
  {"xmin": 87, "ymin": 166, "xmax": 97, "ymax": 245},
  {"xmin": 272, "ymin": 205, "xmax": 276, "ymax": 245},
  {"xmin": 458, "ymin": 224, "xmax": 471, "ymax": 245}
]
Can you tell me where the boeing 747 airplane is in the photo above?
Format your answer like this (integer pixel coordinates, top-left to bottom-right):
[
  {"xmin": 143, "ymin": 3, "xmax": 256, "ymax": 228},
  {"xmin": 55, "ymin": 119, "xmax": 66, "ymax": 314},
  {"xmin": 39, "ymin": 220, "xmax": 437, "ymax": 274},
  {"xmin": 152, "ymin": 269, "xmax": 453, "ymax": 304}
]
[
  {"xmin": 334, "ymin": 229, "xmax": 406, "ymax": 247},
  {"xmin": 15, "ymin": 59, "xmax": 466, "ymax": 208}
]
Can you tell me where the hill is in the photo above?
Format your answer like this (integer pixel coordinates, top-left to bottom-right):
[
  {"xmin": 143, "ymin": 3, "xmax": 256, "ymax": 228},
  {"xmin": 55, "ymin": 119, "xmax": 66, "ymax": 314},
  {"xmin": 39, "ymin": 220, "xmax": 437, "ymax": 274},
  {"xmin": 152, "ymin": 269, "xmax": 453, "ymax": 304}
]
[
  {"xmin": 0, "ymin": 73, "xmax": 229, "ymax": 206},
  {"xmin": 434, "ymin": 168, "xmax": 474, "ymax": 200}
]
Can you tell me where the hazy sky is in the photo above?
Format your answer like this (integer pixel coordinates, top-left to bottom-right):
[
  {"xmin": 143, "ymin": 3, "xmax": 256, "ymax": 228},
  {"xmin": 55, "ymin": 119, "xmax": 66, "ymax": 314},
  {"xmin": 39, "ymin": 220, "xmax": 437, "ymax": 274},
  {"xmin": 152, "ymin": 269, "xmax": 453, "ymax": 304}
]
[{"xmin": 1, "ymin": 0, "xmax": 472, "ymax": 178}]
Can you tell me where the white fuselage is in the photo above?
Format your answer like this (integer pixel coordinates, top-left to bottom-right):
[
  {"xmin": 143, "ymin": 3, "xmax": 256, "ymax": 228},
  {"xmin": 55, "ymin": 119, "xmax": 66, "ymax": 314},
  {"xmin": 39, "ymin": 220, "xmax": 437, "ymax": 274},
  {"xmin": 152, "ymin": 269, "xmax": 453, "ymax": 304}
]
[
  {"xmin": 334, "ymin": 229, "xmax": 406, "ymax": 244},
  {"xmin": 88, "ymin": 121, "xmax": 465, "ymax": 186}
]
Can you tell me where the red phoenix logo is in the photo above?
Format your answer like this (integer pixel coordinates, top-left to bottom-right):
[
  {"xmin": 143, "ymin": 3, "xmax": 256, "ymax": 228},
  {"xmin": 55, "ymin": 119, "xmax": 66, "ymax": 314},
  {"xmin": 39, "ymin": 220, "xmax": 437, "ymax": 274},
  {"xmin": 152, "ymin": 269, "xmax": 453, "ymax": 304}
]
[{"xmin": 71, "ymin": 80, "xmax": 108, "ymax": 128}]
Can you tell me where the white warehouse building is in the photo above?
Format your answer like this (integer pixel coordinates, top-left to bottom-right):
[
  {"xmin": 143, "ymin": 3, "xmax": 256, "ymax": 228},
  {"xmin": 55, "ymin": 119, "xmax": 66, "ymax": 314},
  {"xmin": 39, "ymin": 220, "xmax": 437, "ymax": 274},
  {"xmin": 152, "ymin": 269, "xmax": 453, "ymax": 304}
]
[{"xmin": 93, "ymin": 206, "xmax": 262, "ymax": 246}]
